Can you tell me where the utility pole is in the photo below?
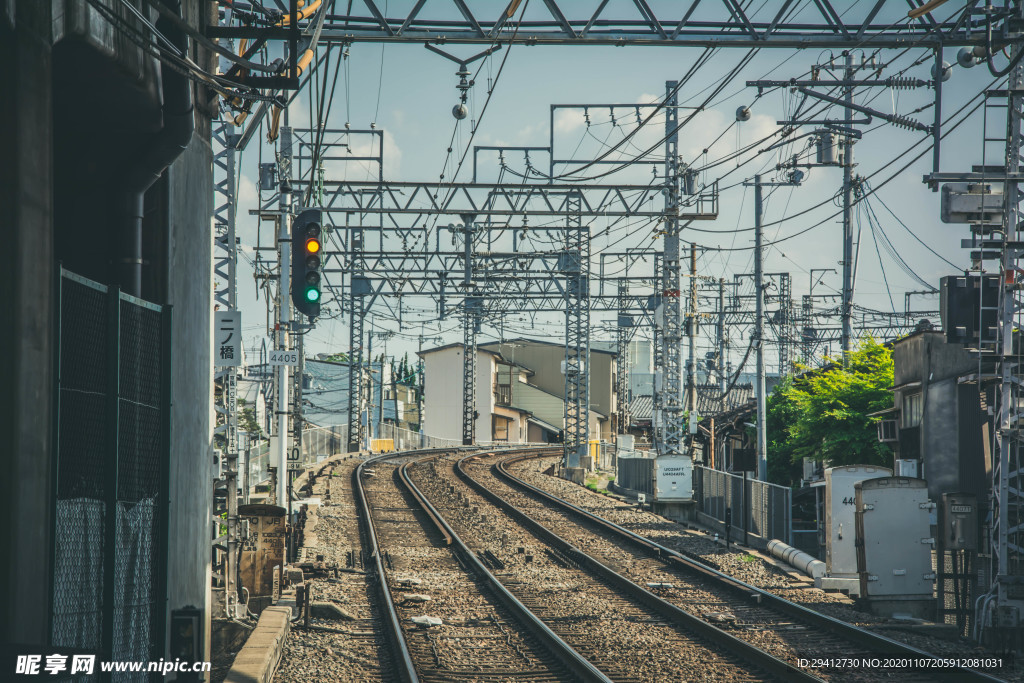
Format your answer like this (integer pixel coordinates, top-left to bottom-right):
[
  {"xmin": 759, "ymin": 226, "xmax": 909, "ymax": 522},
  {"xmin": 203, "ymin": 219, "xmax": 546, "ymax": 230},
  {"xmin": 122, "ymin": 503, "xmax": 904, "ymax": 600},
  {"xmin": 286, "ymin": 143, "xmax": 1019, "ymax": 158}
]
[
  {"xmin": 745, "ymin": 172, "xmax": 803, "ymax": 482},
  {"xmin": 753, "ymin": 175, "xmax": 767, "ymax": 482},
  {"xmin": 616, "ymin": 280, "xmax": 632, "ymax": 435},
  {"xmin": 563, "ymin": 190, "xmax": 589, "ymax": 468},
  {"xmin": 717, "ymin": 279, "xmax": 727, "ymax": 396},
  {"xmin": 840, "ymin": 51, "xmax": 856, "ymax": 361},
  {"xmin": 367, "ymin": 317, "xmax": 375, "ymax": 445},
  {"xmin": 212, "ymin": 121, "xmax": 240, "ymax": 617},
  {"xmin": 292, "ymin": 332, "xmax": 304, "ymax": 471},
  {"xmin": 275, "ymin": 124, "xmax": 293, "ymax": 508},
  {"xmin": 685, "ymin": 243, "xmax": 697, "ymax": 446}
]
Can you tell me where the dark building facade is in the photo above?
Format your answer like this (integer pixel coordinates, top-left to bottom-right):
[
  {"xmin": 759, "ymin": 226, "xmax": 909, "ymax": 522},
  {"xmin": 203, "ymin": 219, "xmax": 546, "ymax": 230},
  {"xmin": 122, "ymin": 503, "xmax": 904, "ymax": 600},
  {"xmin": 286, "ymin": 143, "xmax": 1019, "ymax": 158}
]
[
  {"xmin": 884, "ymin": 330, "xmax": 991, "ymax": 501},
  {"xmin": 3, "ymin": 0, "xmax": 216, "ymax": 671}
]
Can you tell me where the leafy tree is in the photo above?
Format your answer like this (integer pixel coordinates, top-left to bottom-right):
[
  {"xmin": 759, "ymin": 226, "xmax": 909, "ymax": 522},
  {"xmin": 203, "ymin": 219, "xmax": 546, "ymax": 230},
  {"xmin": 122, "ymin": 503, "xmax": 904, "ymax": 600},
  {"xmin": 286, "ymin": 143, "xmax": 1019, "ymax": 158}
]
[
  {"xmin": 785, "ymin": 336, "xmax": 894, "ymax": 468},
  {"xmin": 765, "ymin": 376, "xmax": 803, "ymax": 485}
]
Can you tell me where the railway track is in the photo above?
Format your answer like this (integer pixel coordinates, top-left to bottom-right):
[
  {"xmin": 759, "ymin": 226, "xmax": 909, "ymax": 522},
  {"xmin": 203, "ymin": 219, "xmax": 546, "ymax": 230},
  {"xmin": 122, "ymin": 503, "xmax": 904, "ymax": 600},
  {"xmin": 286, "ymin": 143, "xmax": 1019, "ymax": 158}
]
[
  {"xmin": 405, "ymin": 448, "xmax": 816, "ymax": 682},
  {"xmin": 463, "ymin": 448, "xmax": 1006, "ymax": 683},
  {"xmin": 353, "ymin": 449, "xmax": 610, "ymax": 682},
  {"xmin": 276, "ymin": 454, "xmax": 400, "ymax": 683}
]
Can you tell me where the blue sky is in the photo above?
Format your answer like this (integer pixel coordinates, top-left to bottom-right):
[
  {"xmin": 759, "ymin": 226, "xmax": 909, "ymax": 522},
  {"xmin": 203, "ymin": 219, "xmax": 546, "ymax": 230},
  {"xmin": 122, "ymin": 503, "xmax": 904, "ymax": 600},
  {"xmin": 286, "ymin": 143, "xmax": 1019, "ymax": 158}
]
[{"xmin": 228, "ymin": 13, "xmax": 1001, "ymax": 375}]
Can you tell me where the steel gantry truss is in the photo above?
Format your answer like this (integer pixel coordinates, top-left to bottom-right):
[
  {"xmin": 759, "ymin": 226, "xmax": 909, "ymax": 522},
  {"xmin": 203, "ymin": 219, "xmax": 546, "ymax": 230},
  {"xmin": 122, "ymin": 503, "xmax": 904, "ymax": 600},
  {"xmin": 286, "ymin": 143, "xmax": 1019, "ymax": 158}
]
[
  {"xmin": 659, "ymin": 80, "xmax": 685, "ymax": 457},
  {"xmin": 563, "ymin": 192, "xmax": 590, "ymax": 467},
  {"xmin": 212, "ymin": 122, "xmax": 240, "ymax": 618},
  {"xmin": 210, "ymin": 1, "xmax": 999, "ymax": 49}
]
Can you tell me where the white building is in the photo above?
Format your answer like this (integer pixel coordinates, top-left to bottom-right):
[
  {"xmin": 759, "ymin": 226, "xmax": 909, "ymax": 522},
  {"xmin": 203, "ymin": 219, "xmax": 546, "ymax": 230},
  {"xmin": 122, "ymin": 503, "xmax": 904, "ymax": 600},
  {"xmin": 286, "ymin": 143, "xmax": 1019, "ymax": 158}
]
[
  {"xmin": 419, "ymin": 340, "xmax": 611, "ymax": 444},
  {"xmin": 418, "ymin": 344, "xmax": 530, "ymax": 443}
]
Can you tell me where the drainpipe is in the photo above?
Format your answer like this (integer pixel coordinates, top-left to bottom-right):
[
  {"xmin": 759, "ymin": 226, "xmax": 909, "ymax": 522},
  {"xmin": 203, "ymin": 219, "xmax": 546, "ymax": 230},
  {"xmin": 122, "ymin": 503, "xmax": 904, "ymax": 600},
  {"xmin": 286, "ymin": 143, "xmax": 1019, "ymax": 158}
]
[{"xmin": 118, "ymin": 0, "xmax": 194, "ymax": 297}]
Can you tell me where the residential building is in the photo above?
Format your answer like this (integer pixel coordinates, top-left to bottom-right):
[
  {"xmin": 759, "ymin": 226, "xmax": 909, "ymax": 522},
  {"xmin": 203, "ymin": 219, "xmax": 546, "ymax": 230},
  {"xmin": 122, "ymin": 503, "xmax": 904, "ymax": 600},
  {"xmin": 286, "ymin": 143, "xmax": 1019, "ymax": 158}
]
[
  {"xmin": 418, "ymin": 343, "xmax": 530, "ymax": 443},
  {"xmin": 419, "ymin": 339, "xmax": 613, "ymax": 443},
  {"xmin": 481, "ymin": 338, "xmax": 617, "ymax": 439}
]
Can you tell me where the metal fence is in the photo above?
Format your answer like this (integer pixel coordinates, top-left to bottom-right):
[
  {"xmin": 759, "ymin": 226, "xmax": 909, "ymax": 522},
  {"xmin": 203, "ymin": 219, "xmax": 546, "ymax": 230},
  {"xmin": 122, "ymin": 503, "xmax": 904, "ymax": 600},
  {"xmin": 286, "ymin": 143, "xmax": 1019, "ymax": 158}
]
[
  {"xmin": 694, "ymin": 466, "xmax": 792, "ymax": 547},
  {"xmin": 616, "ymin": 453, "xmax": 655, "ymax": 496},
  {"xmin": 245, "ymin": 423, "xmax": 464, "ymax": 487},
  {"xmin": 375, "ymin": 423, "xmax": 463, "ymax": 450},
  {"xmin": 52, "ymin": 269, "xmax": 169, "ymax": 681},
  {"xmin": 301, "ymin": 424, "xmax": 349, "ymax": 461}
]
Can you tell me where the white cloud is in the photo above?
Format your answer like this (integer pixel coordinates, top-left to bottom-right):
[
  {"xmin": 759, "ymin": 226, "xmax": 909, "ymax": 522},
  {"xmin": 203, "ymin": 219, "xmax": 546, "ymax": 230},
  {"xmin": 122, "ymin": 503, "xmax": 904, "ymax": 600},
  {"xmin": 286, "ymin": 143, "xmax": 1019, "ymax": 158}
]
[{"xmin": 554, "ymin": 108, "xmax": 586, "ymax": 134}]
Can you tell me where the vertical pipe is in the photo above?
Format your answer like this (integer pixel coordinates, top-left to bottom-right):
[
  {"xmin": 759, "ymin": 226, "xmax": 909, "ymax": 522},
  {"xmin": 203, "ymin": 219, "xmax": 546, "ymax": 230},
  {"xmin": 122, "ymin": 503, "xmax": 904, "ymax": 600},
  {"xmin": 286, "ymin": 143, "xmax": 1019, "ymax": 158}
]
[
  {"xmin": 754, "ymin": 175, "xmax": 767, "ymax": 482},
  {"xmin": 932, "ymin": 45, "xmax": 943, "ymax": 177},
  {"xmin": 156, "ymin": 304, "xmax": 173, "ymax": 656}
]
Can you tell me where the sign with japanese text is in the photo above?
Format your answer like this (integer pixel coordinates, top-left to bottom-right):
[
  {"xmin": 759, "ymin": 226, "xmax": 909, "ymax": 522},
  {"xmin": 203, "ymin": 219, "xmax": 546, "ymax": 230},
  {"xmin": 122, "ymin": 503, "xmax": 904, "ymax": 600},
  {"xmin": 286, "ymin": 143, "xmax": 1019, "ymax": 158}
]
[{"xmin": 214, "ymin": 311, "xmax": 242, "ymax": 367}]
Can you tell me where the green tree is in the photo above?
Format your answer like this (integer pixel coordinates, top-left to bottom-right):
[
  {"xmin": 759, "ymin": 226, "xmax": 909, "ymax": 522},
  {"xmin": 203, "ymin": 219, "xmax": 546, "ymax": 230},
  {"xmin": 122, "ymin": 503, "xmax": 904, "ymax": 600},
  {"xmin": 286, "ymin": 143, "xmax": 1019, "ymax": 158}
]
[
  {"xmin": 765, "ymin": 375, "xmax": 803, "ymax": 486},
  {"xmin": 786, "ymin": 336, "xmax": 894, "ymax": 468}
]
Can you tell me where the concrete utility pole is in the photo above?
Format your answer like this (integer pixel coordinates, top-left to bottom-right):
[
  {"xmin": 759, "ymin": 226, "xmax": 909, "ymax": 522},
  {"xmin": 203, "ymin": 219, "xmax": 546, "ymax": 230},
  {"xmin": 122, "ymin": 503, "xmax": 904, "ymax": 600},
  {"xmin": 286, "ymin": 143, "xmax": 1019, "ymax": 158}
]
[
  {"xmin": 753, "ymin": 175, "xmax": 767, "ymax": 482},
  {"xmin": 718, "ymin": 279, "xmax": 727, "ymax": 396},
  {"xmin": 745, "ymin": 172, "xmax": 803, "ymax": 481},
  {"xmin": 275, "ymin": 125, "xmax": 293, "ymax": 508},
  {"xmin": 840, "ymin": 51, "xmax": 856, "ymax": 361}
]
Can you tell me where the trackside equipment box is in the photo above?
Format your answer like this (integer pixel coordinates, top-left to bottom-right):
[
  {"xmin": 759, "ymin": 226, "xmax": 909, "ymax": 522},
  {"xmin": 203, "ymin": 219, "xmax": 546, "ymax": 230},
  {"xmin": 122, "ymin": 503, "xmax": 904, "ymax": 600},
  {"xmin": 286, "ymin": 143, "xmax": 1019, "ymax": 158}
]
[{"xmin": 654, "ymin": 455, "xmax": 693, "ymax": 501}]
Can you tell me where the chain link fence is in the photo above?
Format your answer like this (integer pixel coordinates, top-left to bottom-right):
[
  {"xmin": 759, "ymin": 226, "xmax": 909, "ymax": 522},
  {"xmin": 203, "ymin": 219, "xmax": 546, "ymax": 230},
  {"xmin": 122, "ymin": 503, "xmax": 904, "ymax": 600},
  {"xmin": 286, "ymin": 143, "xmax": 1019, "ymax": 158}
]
[{"xmin": 52, "ymin": 269, "xmax": 169, "ymax": 681}]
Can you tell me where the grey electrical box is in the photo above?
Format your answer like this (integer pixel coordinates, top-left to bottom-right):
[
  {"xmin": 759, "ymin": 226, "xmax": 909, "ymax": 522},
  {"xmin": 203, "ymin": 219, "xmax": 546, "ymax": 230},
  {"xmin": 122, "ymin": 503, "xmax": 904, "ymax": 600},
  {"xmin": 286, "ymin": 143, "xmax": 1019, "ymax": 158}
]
[
  {"xmin": 940, "ymin": 492, "xmax": 978, "ymax": 552},
  {"xmin": 940, "ymin": 182, "xmax": 1003, "ymax": 225},
  {"xmin": 259, "ymin": 162, "xmax": 277, "ymax": 191},
  {"xmin": 855, "ymin": 477, "xmax": 935, "ymax": 617}
]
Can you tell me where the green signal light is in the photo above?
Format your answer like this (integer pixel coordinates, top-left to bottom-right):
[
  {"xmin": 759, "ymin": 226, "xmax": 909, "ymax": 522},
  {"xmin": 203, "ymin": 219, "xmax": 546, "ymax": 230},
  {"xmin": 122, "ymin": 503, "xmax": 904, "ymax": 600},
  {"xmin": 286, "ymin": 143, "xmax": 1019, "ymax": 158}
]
[{"xmin": 305, "ymin": 287, "xmax": 320, "ymax": 302}]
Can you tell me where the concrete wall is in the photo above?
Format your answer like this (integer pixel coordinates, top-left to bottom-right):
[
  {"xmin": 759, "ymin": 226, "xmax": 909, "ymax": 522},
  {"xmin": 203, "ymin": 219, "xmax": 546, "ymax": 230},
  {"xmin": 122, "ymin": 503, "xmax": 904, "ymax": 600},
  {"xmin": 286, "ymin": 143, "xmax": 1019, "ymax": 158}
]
[
  {"xmin": 0, "ymin": 0, "xmax": 55, "ymax": 647},
  {"xmin": 1, "ymin": 0, "xmax": 214, "ymax": 665},
  {"xmin": 166, "ymin": 130, "xmax": 214, "ymax": 664}
]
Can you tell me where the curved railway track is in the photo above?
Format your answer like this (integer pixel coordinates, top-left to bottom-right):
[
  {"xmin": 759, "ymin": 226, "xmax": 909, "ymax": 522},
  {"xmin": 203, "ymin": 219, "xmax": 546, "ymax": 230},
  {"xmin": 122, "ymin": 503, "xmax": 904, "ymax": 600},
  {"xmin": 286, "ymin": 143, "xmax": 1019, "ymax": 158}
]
[
  {"xmin": 403, "ymin": 447, "xmax": 816, "ymax": 682},
  {"xmin": 353, "ymin": 448, "xmax": 610, "ymax": 683},
  {"xmin": 460, "ymin": 448, "xmax": 1006, "ymax": 683}
]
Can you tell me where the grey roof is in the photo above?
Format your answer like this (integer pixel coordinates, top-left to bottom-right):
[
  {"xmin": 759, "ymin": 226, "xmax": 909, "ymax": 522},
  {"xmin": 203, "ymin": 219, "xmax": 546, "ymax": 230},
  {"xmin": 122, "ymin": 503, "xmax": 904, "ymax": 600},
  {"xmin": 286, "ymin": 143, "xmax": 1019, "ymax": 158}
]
[
  {"xmin": 696, "ymin": 383, "xmax": 755, "ymax": 417},
  {"xmin": 627, "ymin": 384, "xmax": 754, "ymax": 425},
  {"xmin": 629, "ymin": 395, "xmax": 654, "ymax": 422},
  {"xmin": 480, "ymin": 338, "xmax": 617, "ymax": 356}
]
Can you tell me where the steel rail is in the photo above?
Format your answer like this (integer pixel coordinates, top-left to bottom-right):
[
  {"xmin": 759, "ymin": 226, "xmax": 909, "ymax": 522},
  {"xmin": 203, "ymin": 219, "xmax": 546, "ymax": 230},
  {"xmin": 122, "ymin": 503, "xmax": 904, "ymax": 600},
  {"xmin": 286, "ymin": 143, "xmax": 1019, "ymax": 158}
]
[
  {"xmin": 491, "ymin": 450, "xmax": 1006, "ymax": 683},
  {"xmin": 393, "ymin": 450, "xmax": 614, "ymax": 683},
  {"xmin": 352, "ymin": 450, "xmax": 432, "ymax": 683},
  {"xmin": 451, "ymin": 449, "xmax": 820, "ymax": 682}
]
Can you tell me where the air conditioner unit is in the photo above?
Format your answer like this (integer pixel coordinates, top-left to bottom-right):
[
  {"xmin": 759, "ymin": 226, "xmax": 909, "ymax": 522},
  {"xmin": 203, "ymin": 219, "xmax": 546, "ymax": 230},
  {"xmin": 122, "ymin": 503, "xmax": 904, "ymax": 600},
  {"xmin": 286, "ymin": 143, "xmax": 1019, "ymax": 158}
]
[{"xmin": 876, "ymin": 419, "xmax": 898, "ymax": 443}]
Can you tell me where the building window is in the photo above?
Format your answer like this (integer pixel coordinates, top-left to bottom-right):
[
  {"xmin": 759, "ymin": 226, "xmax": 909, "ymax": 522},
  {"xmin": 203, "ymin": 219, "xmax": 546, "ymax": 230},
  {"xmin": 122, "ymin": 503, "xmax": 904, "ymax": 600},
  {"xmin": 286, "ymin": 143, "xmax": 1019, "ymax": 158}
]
[{"xmin": 901, "ymin": 392, "xmax": 922, "ymax": 428}]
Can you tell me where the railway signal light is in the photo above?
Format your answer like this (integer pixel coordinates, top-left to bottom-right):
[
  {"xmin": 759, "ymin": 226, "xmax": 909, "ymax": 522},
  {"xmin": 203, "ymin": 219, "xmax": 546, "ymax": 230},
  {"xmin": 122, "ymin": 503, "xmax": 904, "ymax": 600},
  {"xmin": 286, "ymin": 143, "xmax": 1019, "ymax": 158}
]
[{"xmin": 291, "ymin": 208, "xmax": 323, "ymax": 318}]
